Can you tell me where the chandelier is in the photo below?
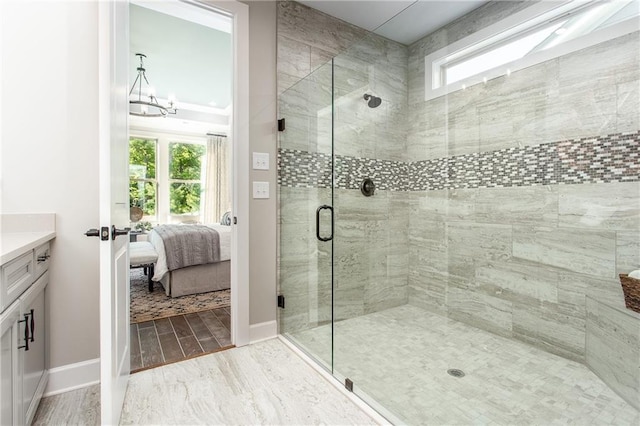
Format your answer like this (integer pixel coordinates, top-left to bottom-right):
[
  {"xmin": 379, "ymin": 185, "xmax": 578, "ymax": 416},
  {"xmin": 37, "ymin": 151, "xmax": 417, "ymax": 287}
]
[{"xmin": 129, "ymin": 53, "xmax": 177, "ymax": 117}]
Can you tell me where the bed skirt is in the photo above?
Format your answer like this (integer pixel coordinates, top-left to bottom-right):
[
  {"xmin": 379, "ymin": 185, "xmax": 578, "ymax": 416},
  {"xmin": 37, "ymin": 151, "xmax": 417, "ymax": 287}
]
[{"xmin": 159, "ymin": 260, "xmax": 230, "ymax": 297}]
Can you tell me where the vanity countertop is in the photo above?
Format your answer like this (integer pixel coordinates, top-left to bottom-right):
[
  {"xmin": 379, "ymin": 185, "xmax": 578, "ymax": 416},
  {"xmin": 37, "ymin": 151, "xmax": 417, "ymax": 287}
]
[
  {"xmin": 1, "ymin": 231, "xmax": 56, "ymax": 265},
  {"xmin": 1, "ymin": 213, "xmax": 56, "ymax": 265}
]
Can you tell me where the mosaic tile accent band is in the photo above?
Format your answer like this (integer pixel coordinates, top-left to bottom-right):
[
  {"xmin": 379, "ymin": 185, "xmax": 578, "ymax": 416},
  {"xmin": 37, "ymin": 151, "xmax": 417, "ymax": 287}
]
[
  {"xmin": 277, "ymin": 149, "xmax": 333, "ymax": 189},
  {"xmin": 278, "ymin": 149, "xmax": 409, "ymax": 191},
  {"xmin": 410, "ymin": 132, "xmax": 640, "ymax": 191},
  {"xmin": 278, "ymin": 131, "xmax": 640, "ymax": 191}
]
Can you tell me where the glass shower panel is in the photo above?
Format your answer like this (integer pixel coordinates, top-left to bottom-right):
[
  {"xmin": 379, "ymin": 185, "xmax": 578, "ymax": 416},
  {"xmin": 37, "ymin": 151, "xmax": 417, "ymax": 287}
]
[
  {"xmin": 277, "ymin": 61, "xmax": 334, "ymax": 370},
  {"xmin": 331, "ymin": 32, "xmax": 410, "ymax": 421}
]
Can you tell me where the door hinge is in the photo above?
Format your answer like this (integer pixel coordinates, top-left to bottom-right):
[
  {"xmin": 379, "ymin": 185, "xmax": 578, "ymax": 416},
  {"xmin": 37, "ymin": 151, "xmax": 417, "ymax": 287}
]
[
  {"xmin": 277, "ymin": 118, "xmax": 285, "ymax": 132},
  {"xmin": 277, "ymin": 295, "xmax": 285, "ymax": 309},
  {"xmin": 345, "ymin": 378, "xmax": 353, "ymax": 392}
]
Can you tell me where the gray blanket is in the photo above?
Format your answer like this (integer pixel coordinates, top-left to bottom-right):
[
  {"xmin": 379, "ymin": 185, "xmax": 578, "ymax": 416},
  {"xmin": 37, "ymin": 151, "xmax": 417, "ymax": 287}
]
[{"xmin": 154, "ymin": 225, "xmax": 220, "ymax": 271}]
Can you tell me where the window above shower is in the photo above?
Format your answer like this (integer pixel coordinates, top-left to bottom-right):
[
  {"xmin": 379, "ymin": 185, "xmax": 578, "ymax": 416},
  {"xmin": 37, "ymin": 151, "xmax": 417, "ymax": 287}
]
[{"xmin": 425, "ymin": 0, "xmax": 640, "ymax": 101}]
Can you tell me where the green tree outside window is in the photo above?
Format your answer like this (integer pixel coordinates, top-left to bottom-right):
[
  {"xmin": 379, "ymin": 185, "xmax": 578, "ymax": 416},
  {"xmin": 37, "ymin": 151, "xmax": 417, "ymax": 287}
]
[
  {"xmin": 169, "ymin": 142, "xmax": 205, "ymax": 215},
  {"xmin": 129, "ymin": 138, "xmax": 157, "ymax": 217}
]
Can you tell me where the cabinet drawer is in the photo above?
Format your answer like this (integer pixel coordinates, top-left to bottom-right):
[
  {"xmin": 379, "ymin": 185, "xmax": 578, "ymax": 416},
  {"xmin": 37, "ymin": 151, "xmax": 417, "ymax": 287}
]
[
  {"xmin": 33, "ymin": 243, "xmax": 50, "ymax": 279},
  {"xmin": 1, "ymin": 252, "xmax": 34, "ymax": 313}
]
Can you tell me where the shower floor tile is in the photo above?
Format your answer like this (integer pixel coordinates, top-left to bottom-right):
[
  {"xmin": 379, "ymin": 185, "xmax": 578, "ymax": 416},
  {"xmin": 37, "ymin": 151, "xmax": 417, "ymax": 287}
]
[{"xmin": 288, "ymin": 304, "xmax": 639, "ymax": 425}]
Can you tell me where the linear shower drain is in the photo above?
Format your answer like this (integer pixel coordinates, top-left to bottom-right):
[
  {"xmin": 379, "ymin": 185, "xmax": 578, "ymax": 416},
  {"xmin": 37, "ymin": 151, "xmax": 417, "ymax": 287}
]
[{"xmin": 447, "ymin": 369, "xmax": 465, "ymax": 378}]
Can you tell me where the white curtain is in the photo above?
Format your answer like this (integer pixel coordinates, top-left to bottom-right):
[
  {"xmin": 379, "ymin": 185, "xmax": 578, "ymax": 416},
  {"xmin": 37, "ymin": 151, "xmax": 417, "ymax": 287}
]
[{"xmin": 203, "ymin": 135, "xmax": 231, "ymax": 224}]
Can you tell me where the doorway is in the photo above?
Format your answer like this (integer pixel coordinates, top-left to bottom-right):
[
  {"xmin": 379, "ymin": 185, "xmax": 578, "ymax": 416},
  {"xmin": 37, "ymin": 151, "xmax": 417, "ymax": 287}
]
[{"xmin": 126, "ymin": 0, "xmax": 242, "ymax": 371}]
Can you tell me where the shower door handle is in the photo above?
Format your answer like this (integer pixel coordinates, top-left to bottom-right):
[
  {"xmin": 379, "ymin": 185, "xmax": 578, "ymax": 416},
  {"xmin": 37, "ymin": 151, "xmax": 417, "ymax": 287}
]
[{"xmin": 316, "ymin": 205, "xmax": 334, "ymax": 242}]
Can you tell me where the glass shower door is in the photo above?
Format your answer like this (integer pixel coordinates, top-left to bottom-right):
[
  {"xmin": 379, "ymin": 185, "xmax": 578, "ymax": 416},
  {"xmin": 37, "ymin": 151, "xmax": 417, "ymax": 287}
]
[
  {"xmin": 277, "ymin": 61, "xmax": 335, "ymax": 370},
  {"xmin": 330, "ymin": 33, "xmax": 411, "ymax": 422}
]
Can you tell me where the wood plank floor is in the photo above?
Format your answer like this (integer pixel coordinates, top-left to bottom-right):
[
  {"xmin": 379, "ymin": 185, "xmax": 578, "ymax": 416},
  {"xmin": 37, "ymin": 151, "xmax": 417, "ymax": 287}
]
[{"xmin": 131, "ymin": 307, "xmax": 232, "ymax": 372}]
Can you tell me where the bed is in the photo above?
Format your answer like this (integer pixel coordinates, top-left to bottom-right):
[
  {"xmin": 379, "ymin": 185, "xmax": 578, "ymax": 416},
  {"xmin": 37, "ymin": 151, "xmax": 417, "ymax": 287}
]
[{"xmin": 149, "ymin": 224, "xmax": 231, "ymax": 297}]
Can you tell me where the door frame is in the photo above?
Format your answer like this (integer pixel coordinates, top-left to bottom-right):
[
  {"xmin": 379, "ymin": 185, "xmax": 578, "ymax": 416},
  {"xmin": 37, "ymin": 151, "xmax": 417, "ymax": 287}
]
[{"xmin": 204, "ymin": 0, "xmax": 251, "ymax": 347}]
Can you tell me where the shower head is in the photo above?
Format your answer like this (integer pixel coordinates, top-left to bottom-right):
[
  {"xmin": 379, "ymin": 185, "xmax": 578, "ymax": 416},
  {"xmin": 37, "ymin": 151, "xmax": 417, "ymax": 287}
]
[{"xmin": 363, "ymin": 93, "xmax": 382, "ymax": 108}]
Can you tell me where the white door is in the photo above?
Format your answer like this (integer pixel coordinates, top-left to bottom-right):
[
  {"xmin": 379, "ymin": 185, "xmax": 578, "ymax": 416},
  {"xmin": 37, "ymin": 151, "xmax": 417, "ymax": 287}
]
[{"xmin": 98, "ymin": 1, "xmax": 130, "ymax": 424}]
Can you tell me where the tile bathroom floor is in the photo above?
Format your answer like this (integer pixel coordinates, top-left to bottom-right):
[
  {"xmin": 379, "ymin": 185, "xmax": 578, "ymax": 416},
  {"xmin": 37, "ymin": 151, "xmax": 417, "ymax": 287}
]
[
  {"xmin": 33, "ymin": 338, "xmax": 376, "ymax": 425},
  {"xmin": 289, "ymin": 304, "xmax": 640, "ymax": 425}
]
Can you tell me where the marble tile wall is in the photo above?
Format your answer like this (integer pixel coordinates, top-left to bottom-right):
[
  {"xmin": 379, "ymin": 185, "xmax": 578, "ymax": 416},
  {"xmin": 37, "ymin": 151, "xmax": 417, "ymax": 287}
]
[
  {"xmin": 277, "ymin": 3, "xmax": 408, "ymax": 162},
  {"xmin": 277, "ymin": 0, "xmax": 367, "ymax": 96},
  {"xmin": 278, "ymin": 186, "xmax": 333, "ymax": 334},
  {"xmin": 333, "ymin": 189, "xmax": 410, "ymax": 319},
  {"xmin": 408, "ymin": 32, "xmax": 640, "ymax": 161},
  {"xmin": 405, "ymin": 0, "xmax": 640, "ymax": 378},
  {"xmin": 405, "ymin": 179, "xmax": 640, "ymax": 363},
  {"xmin": 278, "ymin": 186, "xmax": 409, "ymax": 333},
  {"xmin": 586, "ymin": 297, "xmax": 640, "ymax": 410}
]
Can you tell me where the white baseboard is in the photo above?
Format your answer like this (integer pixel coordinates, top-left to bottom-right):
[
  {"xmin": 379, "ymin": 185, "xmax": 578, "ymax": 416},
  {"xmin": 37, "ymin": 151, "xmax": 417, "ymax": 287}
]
[
  {"xmin": 249, "ymin": 320, "xmax": 277, "ymax": 344},
  {"xmin": 44, "ymin": 358, "xmax": 100, "ymax": 397}
]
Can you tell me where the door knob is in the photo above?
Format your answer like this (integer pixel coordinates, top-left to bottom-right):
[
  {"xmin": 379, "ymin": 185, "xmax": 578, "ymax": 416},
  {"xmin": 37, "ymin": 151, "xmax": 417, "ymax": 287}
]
[
  {"xmin": 111, "ymin": 225, "xmax": 131, "ymax": 240},
  {"xmin": 84, "ymin": 229, "xmax": 100, "ymax": 237},
  {"xmin": 85, "ymin": 227, "xmax": 112, "ymax": 241}
]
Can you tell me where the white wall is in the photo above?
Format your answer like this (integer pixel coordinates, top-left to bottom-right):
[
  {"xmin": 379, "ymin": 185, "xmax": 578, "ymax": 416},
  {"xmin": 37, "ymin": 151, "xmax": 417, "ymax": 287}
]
[{"xmin": 1, "ymin": 1, "xmax": 101, "ymax": 368}]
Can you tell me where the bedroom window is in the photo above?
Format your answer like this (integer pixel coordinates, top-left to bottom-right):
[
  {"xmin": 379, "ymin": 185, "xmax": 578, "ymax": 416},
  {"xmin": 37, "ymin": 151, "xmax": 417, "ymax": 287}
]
[
  {"xmin": 425, "ymin": 0, "xmax": 640, "ymax": 100},
  {"xmin": 168, "ymin": 142, "xmax": 206, "ymax": 222},
  {"xmin": 129, "ymin": 134, "xmax": 221, "ymax": 224},
  {"xmin": 129, "ymin": 137, "xmax": 158, "ymax": 222}
]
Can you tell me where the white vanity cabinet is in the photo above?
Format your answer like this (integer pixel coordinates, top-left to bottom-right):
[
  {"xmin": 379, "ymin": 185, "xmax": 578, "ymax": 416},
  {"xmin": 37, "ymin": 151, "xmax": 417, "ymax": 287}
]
[
  {"xmin": 1, "ymin": 300, "xmax": 21, "ymax": 425},
  {"xmin": 0, "ymin": 240, "xmax": 52, "ymax": 425}
]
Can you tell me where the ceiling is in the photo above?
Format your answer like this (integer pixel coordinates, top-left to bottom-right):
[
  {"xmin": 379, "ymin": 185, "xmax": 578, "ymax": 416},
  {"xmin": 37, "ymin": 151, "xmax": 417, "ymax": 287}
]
[
  {"xmin": 130, "ymin": 4, "xmax": 232, "ymax": 108},
  {"xmin": 129, "ymin": 2, "xmax": 233, "ymax": 134},
  {"xmin": 298, "ymin": 0, "xmax": 489, "ymax": 45}
]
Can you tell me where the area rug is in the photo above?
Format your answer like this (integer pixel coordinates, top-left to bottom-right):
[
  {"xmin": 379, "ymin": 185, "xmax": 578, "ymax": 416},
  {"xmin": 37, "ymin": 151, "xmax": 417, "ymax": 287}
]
[{"xmin": 130, "ymin": 269, "xmax": 230, "ymax": 324}]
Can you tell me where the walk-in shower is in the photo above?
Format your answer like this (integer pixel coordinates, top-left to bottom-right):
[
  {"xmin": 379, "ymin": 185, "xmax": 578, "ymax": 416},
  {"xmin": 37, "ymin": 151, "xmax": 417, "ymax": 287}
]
[{"xmin": 277, "ymin": 1, "xmax": 640, "ymax": 424}]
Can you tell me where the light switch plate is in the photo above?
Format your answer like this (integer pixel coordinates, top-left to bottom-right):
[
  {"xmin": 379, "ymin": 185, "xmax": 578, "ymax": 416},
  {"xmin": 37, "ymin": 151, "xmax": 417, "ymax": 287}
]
[
  {"xmin": 252, "ymin": 152, "xmax": 269, "ymax": 170},
  {"xmin": 253, "ymin": 181, "xmax": 269, "ymax": 199}
]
